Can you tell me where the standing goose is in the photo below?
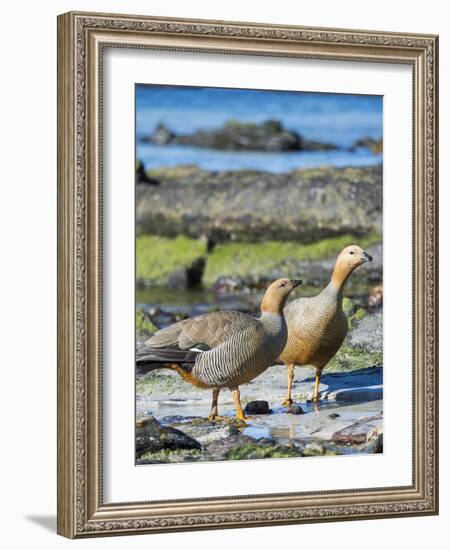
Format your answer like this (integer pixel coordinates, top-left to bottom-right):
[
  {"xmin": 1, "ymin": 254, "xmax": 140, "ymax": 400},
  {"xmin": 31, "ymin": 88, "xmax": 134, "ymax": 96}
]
[
  {"xmin": 137, "ymin": 278, "xmax": 302, "ymax": 421},
  {"xmin": 280, "ymin": 245, "xmax": 372, "ymax": 405}
]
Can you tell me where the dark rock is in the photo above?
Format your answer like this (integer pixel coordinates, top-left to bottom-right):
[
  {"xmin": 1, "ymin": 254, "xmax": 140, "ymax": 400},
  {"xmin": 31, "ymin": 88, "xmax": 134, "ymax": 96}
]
[
  {"xmin": 288, "ymin": 404, "xmax": 305, "ymax": 415},
  {"xmin": 244, "ymin": 400, "xmax": 271, "ymax": 415},
  {"xmin": 136, "ymin": 165, "xmax": 382, "ymax": 243},
  {"xmin": 328, "ymin": 413, "xmax": 340, "ymax": 419},
  {"xmin": 136, "ymin": 160, "xmax": 159, "ymax": 185},
  {"xmin": 136, "ymin": 416, "xmax": 201, "ymax": 458},
  {"xmin": 165, "ymin": 257, "xmax": 206, "ymax": 290},
  {"xmin": 145, "ymin": 119, "xmax": 337, "ymax": 152},
  {"xmin": 331, "ymin": 413, "xmax": 383, "ymax": 444}
]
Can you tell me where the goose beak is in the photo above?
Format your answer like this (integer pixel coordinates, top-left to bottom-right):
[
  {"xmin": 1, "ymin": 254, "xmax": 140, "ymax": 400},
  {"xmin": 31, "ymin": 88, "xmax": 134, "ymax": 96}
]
[
  {"xmin": 362, "ymin": 251, "xmax": 373, "ymax": 263},
  {"xmin": 290, "ymin": 279, "xmax": 303, "ymax": 288}
]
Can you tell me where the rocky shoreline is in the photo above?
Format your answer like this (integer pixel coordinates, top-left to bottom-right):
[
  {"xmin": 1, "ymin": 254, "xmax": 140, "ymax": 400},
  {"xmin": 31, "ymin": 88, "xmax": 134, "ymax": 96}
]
[
  {"xmin": 136, "ymin": 308, "xmax": 383, "ymax": 464},
  {"xmin": 136, "ymin": 413, "xmax": 383, "ymax": 464},
  {"xmin": 136, "ymin": 364, "xmax": 384, "ymax": 464}
]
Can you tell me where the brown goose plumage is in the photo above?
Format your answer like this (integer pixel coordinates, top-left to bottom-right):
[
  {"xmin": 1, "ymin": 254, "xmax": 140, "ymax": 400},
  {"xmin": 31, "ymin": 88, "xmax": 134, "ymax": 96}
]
[
  {"xmin": 137, "ymin": 278, "xmax": 301, "ymax": 420},
  {"xmin": 280, "ymin": 245, "xmax": 373, "ymax": 404}
]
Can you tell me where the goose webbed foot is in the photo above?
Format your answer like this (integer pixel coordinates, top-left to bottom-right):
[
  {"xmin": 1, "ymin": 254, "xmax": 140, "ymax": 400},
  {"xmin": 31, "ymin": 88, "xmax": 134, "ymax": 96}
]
[{"xmin": 231, "ymin": 388, "xmax": 252, "ymax": 424}]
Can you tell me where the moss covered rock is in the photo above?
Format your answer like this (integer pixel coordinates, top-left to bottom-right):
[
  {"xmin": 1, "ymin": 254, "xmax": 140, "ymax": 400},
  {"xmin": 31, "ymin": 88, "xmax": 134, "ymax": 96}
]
[
  {"xmin": 226, "ymin": 443, "xmax": 302, "ymax": 460},
  {"xmin": 136, "ymin": 310, "xmax": 157, "ymax": 339}
]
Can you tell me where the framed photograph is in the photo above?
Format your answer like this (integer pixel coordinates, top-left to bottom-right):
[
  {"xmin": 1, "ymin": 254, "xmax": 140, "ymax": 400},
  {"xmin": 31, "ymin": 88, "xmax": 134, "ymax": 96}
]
[{"xmin": 57, "ymin": 11, "xmax": 439, "ymax": 538}]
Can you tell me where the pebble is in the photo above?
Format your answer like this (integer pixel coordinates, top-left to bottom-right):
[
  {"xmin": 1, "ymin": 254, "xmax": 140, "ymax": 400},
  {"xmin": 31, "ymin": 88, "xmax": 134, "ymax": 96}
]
[
  {"xmin": 288, "ymin": 404, "xmax": 305, "ymax": 415},
  {"xmin": 244, "ymin": 400, "xmax": 271, "ymax": 415}
]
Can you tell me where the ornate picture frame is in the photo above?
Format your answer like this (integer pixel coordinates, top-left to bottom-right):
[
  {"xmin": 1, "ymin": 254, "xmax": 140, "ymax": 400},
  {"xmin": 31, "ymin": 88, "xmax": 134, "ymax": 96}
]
[{"xmin": 57, "ymin": 11, "xmax": 438, "ymax": 538}]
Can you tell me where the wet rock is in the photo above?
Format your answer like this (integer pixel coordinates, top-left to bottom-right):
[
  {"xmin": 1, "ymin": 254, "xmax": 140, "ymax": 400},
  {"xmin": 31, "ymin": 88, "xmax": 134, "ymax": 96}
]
[
  {"xmin": 362, "ymin": 425, "xmax": 383, "ymax": 453},
  {"xmin": 331, "ymin": 413, "xmax": 383, "ymax": 444},
  {"xmin": 288, "ymin": 404, "xmax": 305, "ymax": 415},
  {"xmin": 136, "ymin": 165, "xmax": 382, "ymax": 242},
  {"xmin": 329, "ymin": 385, "xmax": 382, "ymax": 403},
  {"xmin": 328, "ymin": 413, "xmax": 340, "ymax": 419},
  {"xmin": 315, "ymin": 366, "xmax": 382, "ymax": 404},
  {"xmin": 170, "ymin": 419, "xmax": 241, "ymax": 445},
  {"xmin": 205, "ymin": 434, "xmax": 257, "ymax": 460},
  {"xmin": 165, "ymin": 257, "xmax": 206, "ymax": 290},
  {"xmin": 244, "ymin": 400, "xmax": 271, "ymax": 415},
  {"xmin": 136, "ymin": 416, "xmax": 201, "ymax": 458}
]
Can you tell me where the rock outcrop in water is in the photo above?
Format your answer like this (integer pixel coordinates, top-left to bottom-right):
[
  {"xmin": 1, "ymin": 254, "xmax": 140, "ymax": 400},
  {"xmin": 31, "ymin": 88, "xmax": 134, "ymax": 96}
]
[
  {"xmin": 136, "ymin": 164, "xmax": 382, "ymax": 242},
  {"xmin": 143, "ymin": 120, "xmax": 337, "ymax": 152},
  {"xmin": 353, "ymin": 137, "xmax": 383, "ymax": 154}
]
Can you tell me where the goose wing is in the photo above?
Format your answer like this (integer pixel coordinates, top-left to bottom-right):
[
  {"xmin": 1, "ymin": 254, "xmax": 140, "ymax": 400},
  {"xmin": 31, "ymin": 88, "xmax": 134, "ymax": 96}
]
[{"xmin": 144, "ymin": 310, "xmax": 259, "ymax": 351}]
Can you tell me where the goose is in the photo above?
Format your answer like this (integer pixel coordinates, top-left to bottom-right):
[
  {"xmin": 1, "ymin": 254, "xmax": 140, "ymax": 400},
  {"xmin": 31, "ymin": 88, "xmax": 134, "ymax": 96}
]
[
  {"xmin": 137, "ymin": 278, "xmax": 302, "ymax": 421},
  {"xmin": 280, "ymin": 245, "xmax": 373, "ymax": 405}
]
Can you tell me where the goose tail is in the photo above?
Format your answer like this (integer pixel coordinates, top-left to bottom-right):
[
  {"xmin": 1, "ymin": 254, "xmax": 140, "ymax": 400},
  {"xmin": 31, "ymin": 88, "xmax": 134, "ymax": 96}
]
[{"xmin": 135, "ymin": 347, "xmax": 210, "ymax": 389}]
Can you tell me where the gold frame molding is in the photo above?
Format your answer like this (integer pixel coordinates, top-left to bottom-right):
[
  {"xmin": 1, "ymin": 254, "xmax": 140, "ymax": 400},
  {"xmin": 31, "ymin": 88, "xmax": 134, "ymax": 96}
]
[{"xmin": 57, "ymin": 11, "xmax": 439, "ymax": 538}]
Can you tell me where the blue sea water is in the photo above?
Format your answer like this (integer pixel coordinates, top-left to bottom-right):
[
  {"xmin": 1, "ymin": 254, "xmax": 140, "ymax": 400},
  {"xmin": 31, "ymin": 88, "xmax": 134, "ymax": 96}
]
[{"xmin": 136, "ymin": 85, "xmax": 382, "ymax": 173}]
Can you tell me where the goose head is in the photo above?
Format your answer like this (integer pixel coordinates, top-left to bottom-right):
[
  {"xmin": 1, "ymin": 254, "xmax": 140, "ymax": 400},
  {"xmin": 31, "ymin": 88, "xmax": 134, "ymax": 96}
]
[
  {"xmin": 331, "ymin": 245, "xmax": 373, "ymax": 288},
  {"xmin": 261, "ymin": 278, "xmax": 302, "ymax": 314}
]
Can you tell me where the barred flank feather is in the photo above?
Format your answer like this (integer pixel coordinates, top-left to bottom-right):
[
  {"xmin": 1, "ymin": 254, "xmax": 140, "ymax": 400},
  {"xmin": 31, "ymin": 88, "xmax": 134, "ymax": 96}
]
[{"xmin": 137, "ymin": 278, "xmax": 299, "ymax": 391}]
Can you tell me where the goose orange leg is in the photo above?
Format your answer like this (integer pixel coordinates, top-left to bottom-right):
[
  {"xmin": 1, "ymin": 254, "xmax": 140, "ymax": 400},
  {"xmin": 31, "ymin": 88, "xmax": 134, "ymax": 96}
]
[
  {"xmin": 313, "ymin": 368, "xmax": 322, "ymax": 402},
  {"xmin": 231, "ymin": 388, "xmax": 248, "ymax": 421},
  {"xmin": 282, "ymin": 364, "xmax": 295, "ymax": 407},
  {"xmin": 208, "ymin": 388, "xmax": 227, "ymax": 421}
]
